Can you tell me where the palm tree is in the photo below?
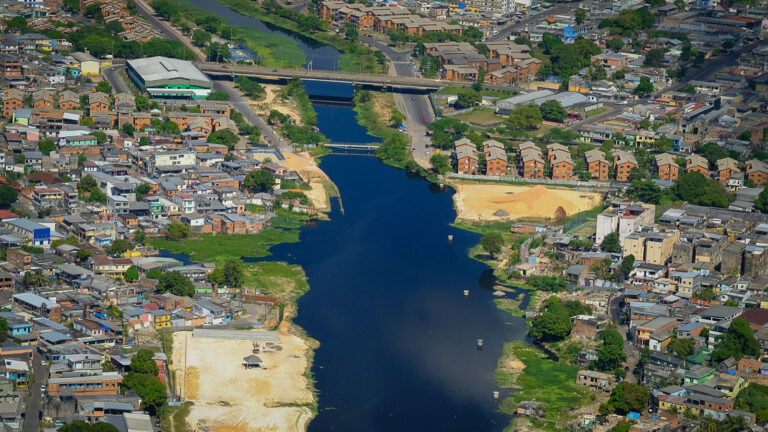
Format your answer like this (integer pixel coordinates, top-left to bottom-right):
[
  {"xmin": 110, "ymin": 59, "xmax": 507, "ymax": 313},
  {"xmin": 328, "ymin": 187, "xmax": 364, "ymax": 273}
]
[{"xmin": 23, "ymin": 269, "xmax": 46, "ymax": 287}]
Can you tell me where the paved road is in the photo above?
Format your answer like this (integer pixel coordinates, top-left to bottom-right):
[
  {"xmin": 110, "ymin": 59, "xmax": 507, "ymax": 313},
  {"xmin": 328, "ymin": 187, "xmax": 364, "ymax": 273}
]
[
  {"xmin": 23, "ymin": 354, "xmax": 47, "ymax": 432},
  {"xmin": 363, "ymin": 35, "xmax": 434, "ymax": 164},
  {"xmin": 134, "ymin": 0, "xmax": 205, "ymax": 61},
  {"xmin": 102, "ymin": 64, "xmax": 131, "ymax": 94}
]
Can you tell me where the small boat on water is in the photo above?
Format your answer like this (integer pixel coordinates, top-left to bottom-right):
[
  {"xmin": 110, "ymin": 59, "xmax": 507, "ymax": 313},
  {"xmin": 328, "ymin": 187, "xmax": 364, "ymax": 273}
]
[
  {"xmin": 448, "ymin": 235, "xmax": 454, "ymax": 242},
  {"xmin": 477, "ymin": 339, "xmax": 484, "ymax": 348},
  {"xmin": 463, "ymin": 290, "xmax": 469, "ymax": 297}
]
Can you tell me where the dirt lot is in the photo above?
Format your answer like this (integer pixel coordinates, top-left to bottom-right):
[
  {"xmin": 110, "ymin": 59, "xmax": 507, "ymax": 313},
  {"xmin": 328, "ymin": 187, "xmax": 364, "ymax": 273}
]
[
  {"xmin": 249, "ymin": 84, "xmax": 302, "ymax": 122},
  {"xmin": 449, "ymin": 181, "xmax": 602, "ymax": 221},
  {"xmin": 283, "ymin": 151, "xmax": 333, "ymax": 212},
  {"xmin": 171, "ymin": 330, "xmax": 314, "ymax": 432}
]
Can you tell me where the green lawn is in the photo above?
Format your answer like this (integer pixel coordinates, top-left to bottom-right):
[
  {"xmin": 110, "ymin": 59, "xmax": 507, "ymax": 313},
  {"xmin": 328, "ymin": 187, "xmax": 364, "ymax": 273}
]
[
  {"xmin": 451, "ymin": 108, "xmax": 504, "ymax": 126},
  {"xmin": 242, "ymin": 261, "xmax": 309, "ymax": 303},
  {"xmin": 497, "ymin": 342, "xmax": 594, "ymax": 424}
]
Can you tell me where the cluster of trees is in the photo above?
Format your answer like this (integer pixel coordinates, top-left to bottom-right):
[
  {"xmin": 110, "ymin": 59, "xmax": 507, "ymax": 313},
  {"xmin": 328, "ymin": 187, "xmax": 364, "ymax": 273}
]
[
  {"xmin": 536, "ymin": 37, "xmax": 601, "ymax": 80},
  {"xmin": 600, "ymin": 382, "xmax": 650, "ymax": 415},
  {"xmin": 599, "ymin": 7, "xmax": 656, "ymax": 37},
  {"xmin": 628, "ymin": 172, "xmax": 732, "ymax": 209},
  {"xmin": 390, "ymin": 26, "xmax": 483, "ymax": 45},
  {"xmin": 375, "ymin": 133, "xmax": 410, "ymax": 166},
  {"xmin": 666, "ymin": 336, "xmax": 696, "ymax": 358},
  {"xmin": 244, "ymin": 169, "xmax": 276, "ymax": 193},
  {"xmin": 156, "ymin": 271, "xmax": 196, "ymax": 297},
  {"xmin": 528, "ymin": 296, "xmax": 590, "ymax": 342},
  {"xmin": 0, "ymin": 185, "xmax": 18, "ymax": 209},
  {"xmin": 262, "ymin": 1, "xmax": 327, "ymax": 33},
  {"xmin": 207, "ymin": 130, "xmax": 239, "ymax": 150},
  {"xmin": 77, "ymin": 175, "xmax": 106, "ymax": 204},
  {"xmin": 206, "ymin": 258, "xmax": 245, "ymax": 287},
  {"xmin": 59, "ymin": 421, "xmax": 119, "ymax": 432},
  {"xmin": 165, "ymin": 221, "xmax": 191, "ymax": 240},
  {"xmin": 234, "ymin": 76, "xmax": 266, "ymax": 100},
  {"xmin": 711, "ymin": 318, "xmax": 760, "ymax": 363},
  {"xmin": 58, "ymin": 24, "xmax": 196, "ymax": 60},
  {"xmin": 600, "ymin": 232, "xmax": 622, "ymax": 253},
  {"xmin": 122, "ymin": 349, "xmax": 167, "ymax": 414},
  {"xmin": 735, "ymin": 383, "xmax": 768, "ymax": 423},
  {"xmin": 107, "ymin": 239, "xmax": 132, "ymax": 257},
  {"xmin": 428, "ymin": 117, "xmax": 470, "ymax": 149},
  {"xmin": 593, "ymin": 329, "xmax": 627, "ymax": 374}
]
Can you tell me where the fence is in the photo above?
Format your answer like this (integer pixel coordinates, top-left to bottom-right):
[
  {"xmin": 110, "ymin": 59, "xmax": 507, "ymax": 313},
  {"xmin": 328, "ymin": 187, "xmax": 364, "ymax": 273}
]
[{"xmin": 444, "ymin": 172, "xmax": 619, "ymax": 189}]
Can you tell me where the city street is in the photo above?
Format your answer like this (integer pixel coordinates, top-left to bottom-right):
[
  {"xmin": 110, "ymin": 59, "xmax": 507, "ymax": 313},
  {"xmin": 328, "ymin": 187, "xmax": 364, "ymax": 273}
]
[
  {"xmin": 22, "ymin": 353, "xmax": 47, "ymax": 432},
  {"xmin": 363, "ymin": 35, "xmax": 435, "ymax": 165}
]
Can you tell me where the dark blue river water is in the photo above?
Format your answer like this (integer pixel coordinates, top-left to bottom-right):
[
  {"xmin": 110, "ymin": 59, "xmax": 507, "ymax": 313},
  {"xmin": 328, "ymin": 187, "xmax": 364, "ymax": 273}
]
[{"xmin": 172, "ymin": 3, "xmax": 528, "ymax": 428}]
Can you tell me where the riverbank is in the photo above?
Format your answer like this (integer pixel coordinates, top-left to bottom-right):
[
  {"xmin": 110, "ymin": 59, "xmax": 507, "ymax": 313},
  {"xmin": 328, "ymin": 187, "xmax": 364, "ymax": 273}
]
[{"xmin": 352, "ymin": 90, "xmax": 401, "ymax": 140}]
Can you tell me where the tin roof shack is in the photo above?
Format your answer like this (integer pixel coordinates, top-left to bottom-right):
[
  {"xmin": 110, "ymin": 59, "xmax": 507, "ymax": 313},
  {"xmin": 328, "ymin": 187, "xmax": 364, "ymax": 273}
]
[{"xmin": 12, "ymin": 292, "xmax": 61, "ymax": 322}]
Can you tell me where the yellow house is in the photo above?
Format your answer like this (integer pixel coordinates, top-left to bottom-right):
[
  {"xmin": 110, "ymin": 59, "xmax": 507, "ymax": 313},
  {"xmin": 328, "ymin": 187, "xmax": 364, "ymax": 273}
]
[
  {"xmin": 658, "ymin": 394, "xmax": 686, "ymax": 413},
  {"xmin": 152, "ymin": 310, "xmax": 172, "ymax": 330},
  {"xmin": 713, "ymin": 374, "xmax": 747, "ymax": 398},
  {"xmin": 72, "ymin": 52, "xmax": 100, "ymax": 76}
]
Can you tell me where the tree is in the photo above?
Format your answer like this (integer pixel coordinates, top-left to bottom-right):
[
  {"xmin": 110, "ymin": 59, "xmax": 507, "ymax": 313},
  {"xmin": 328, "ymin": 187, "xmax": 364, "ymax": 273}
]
[
  {"xmin": 756, "ymin": 187, "xmax": 768, "ymax": 213},
  {"xmin": 122, "ymin": 372, "xmax": 166, "ymax": 414},
  {"xmin": 121, "ymin": 123, "xmax": 135, "ymax": 136},
  {"xmin": 575, "ymin": 8, "xmax": 586, "ymax": 24},
  {"xmin": 206, "ymin": 258, "xmax": 244, "ymax": 288},
  {"xmin": 671, "ymin": 172, "xmax": 731, "ymax": 208},
  {"xmin": 666, "ymin": 336, "xmax": 696, "ymax": 358},
  {"xmin": 595, "ymin": 329, "xmax": 627, "ymax": 371},
  {"xmin": 130, "ymin": 349, "xmax": 159, "ymax": 374},
  {"xmin": 108, "ymin": 239, "xmax": 132, "ymax": 256},
  {"xmin": 133, "ymin": 229, "xmax": 146, "ymax": 245},
  {"xmin": 735, "ymin": 384, "xmax": 768, "ymax": 423},
  {"xmin": 244, "ymin": 169, "xmax": 276, "ymax": 193},
  {"xmin": 206, "ymin": 42, "xmax": 230, "ymax": 62},
  {"xmin": 430, "ymin": 153, "xmax": 451, "ymax": 174},
  {"xmin": 38, "ymin": 140, "xmax": 55, "ymax": 155},
  {"xmin": 207, "ymin": 130, "xmax": 239, "ymax": 150},
  {"xmin": 539, "ymin": 100, "xmax": 567, "ymax": 122},
  {"xmin": 507, "ymin": 104, "xmax": 542, "ymax": 131},
  {"xmin": 0, "ymin": 185, "xmax": 18, "ymax": 209},
  {"xmin": 644, "ymin": 49, "xmax": 666, "ymax": 67},
  {"xmin": 389, "ymin": 110, "xmax": 405, "ymax": 127},
  {"xmin": 150, "ymin": 0, "xmax": 178, "ymax": 19},
  {"xmin": 627, "ymin": 180, "xmax": 662, "ymax": 204},
  {"xmin": 76, "ymin": 249, "xmax": 93, "ymax": 262},
  {"xmin": 600, "ymin": 232, "xmax": 621, "ymax": 253},
  {"xmin": 157, "ymin": 271, "xmax": 195, "ymax": 297},
  {"xmin": 92, "ymin": 131, "xmax": 107, "ymax": 144},
  {"xmin": 192, "ymin": 29, "xmax": 211, "ymax": 47},
  {"xmin": 620, "ymin": 254, "xmax": 635, "ymax": 277},
  {"xmin": 528, "ymin": 298, "xmax": 575, "ymax": 342},
  {"xmin": 608, "ymin": 382, "xmax": 650, "ymax": 415},
  {"xmin": 165, "ymin": 221, "xmax": 191, "ymax": 240},
  {"xmin": 711, "ymin": 318, "xmax": 760, "ymax": 363},
  {"xmin": 135, "ymin": 95, "xmax": 149, "ymax": 111},
  {"xmin": 0, "ymin": 318, "xmax": 7, "ymax": 343},
  {"xmin": 633, "ymin": 76, "xmax": 654, "ymax": 97},
  {"xmin": 472, "ymin": 69, "xmax": 485, "ymax": 92},
  {"xmin": 606, "ymin": 38, "xmax": 625, "ymax": 52},
  {"xmin": 479, "ymin": 232, "xmax": 504, "ymax": 257},
  {"xmin": 63, "ymin": 0, "xmax": 80, "ymax": 11},
  {"xmin": 455, "ymin": 89, "xmax": 481, "ymax": 109},
  {"xmin": 23, "ymin": 269, "xmax": 46, "ymax": 287},
  {"xmin": 135, "ymin": 183, "xmax": 152, "ymax": 199},
  {"xmin": 95, "ymin": 80, "xmax": 112, "ymax": 94},
  {"xmin": 124, "ymin": 266, "xmax": 139, "ymax": 283},
  {"xmin": 146, "ymin": 269, "xmax": 162, "ymax": 279}
]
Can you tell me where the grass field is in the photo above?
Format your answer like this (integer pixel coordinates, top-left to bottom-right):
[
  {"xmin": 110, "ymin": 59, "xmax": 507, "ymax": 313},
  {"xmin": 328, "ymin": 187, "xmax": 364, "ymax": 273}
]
[
  {"xmin": 586, "ymin": 107, "xmax": 609, "ymax": 118},
  {"xmin": 497, "ymin": 342, "xmax": 594, "ymax": 424},
  {"xmin": 148, "ymin": 229, "xmax": 299, "ymax": 262},
  {"xmin": 243, "ymin": 261, "xmax": 309, "ymax": 305},
  {"xmin": 233, "ymin": 27, "xmax": 306, "ymax": 68},
  {"xmin": 451, "ymin": 108, "xmax": 504, "ymax": 126}
]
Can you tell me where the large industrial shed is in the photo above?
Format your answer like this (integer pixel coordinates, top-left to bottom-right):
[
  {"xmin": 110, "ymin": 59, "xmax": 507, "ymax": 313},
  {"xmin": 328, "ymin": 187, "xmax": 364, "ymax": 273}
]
[{"xmin": 126, "ymin": 56, "xmax": 212, "ymax": 99}]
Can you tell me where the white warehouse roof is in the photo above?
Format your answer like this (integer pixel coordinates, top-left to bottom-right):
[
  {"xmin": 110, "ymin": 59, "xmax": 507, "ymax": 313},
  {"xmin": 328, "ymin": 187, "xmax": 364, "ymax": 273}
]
[{"xmin": 126, "ymin": 57, "xmax": 212, "ymax": 89}]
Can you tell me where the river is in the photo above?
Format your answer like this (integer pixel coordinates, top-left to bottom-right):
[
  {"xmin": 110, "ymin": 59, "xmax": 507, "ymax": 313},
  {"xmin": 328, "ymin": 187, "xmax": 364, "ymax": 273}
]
[{"xmin": 177, "ymin": 2, "xmax": 529, "ymax": 429}]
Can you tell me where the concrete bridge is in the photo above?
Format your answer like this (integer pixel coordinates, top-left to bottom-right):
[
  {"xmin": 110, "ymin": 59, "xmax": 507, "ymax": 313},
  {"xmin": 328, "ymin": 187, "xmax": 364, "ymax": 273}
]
[
  {"xmin": 196, "ymin": 62, "xmax": 509, "ymax": 91},
  {"xmin": 325, "ymin": 143, "xmax": 380, "ymax": 150}
]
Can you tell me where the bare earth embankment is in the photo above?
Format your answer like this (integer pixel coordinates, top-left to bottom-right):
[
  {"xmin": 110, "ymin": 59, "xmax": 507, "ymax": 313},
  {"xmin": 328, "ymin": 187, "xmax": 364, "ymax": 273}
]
[
  {"xmin": 171, "ymin": 330, "xmax": 314, "ymax": 432},
  {"xmin": 283, "ymin": 151, "xmax": 333, "ymax": 212},
  {"xmin": 449, "ymin": 180, "xmax": 603, "ymax": 221}
]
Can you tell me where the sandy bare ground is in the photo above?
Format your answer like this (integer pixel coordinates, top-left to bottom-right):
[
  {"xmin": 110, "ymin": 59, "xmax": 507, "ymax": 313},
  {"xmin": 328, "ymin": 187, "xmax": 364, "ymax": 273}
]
[
  {"xmin": 171, "ymin": 330, "xmax": 314, "ymax": 432},
  {"xmin": 249, "ymin": 84, "xmax": 302, "ymax": 124},
  {"xmin": 449, "ymin": 181, "xmax": 602, "ymax": 221},
  {"xmin": 282, "ymin": 152, "xmax": 333, "ymax": 212}
]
